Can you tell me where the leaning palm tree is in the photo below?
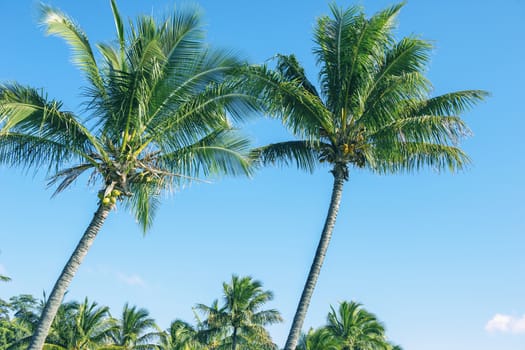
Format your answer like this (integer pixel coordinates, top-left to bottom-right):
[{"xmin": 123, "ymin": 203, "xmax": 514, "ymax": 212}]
[
  {"xmin": 326, "ymin": 301, "xmax": 388, "ymax": 350},
  {"xmin": 250, "ymin": 4, "xmax": 487, "ymax": 349},
  {"xmin": 195, "ymin": 275, "xmax": 282, "ymax": 350},
  {"xmin": 0, "ymin": 2, "xmax": 258, "ymax": 349},
  {"xmin": 109, "ymin": 303, "xmax": 160, "ymax": 350}
]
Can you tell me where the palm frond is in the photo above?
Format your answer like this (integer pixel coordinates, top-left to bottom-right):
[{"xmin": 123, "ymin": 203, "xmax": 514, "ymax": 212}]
[
  {"xmin": 372, "ymin": 141, "xmax": 470, "ymax": 173},
  {"xmin": 110, "ymin": 0, "xmax": 125, "ymax": 64},
  {"xmin": 158, "ymin": 129, "xmax": 253, "ymax": 180},
  {"xmin": 251, "ymin": 140, "xmax": 320, "ymax": 173},
  {"xmin": 40, "ymin": 4, "xmax": 105, "ymax": 96},
  {"xmin": 0, "ymin": 83, "xmax": 101, "ymax": 165},
  {"xmin": 276, "ymin": 54, "xmax": 319, "ymax": 98},
  {"xmin": 123, "ymin": 181, "xmax": 161, "ymax": 232},
  {"xmin": 47, "ymin": 163, "xmax": 94, "ymax": 197},
  {"xmin": 413, "ymin": 90, "xmax": 489, "ymax": 116}
]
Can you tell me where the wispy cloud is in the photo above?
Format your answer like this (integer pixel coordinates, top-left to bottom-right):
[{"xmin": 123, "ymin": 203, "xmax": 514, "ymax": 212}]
[
  {"xmin": 86, "ymin": 265, "xmax": 147, "ymax": 288},
  {"xmin": 116, "ymin": 272, "xmax": 146, "ymax": 287},
  {"xmin": 0, "ymin": 264, "xmax": 8, "ymax": 276},
  {"xmin": 485, "ymin": 314, "xmax": 525, "ymax": 334}
]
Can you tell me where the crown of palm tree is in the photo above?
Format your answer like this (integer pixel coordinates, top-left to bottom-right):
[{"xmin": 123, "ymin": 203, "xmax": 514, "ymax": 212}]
[
  {"xmin": 0, "ymin": 3, "xmax": 262, "ymax": 350},
  {"xmin": 0, "ymin": 1, "xmax": 257, "ymax": 229}
]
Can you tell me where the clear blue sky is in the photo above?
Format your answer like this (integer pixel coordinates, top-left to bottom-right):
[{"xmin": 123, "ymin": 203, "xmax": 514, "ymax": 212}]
[{"xmin": 1, "ymin": 1, "xmax": 524, "ymax": 349}]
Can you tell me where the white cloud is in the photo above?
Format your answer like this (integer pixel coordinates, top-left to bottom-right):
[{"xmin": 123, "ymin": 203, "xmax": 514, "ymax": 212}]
[
  {"xmin": 0, "ymin": 264, "xmax": 8, "ymax": 276},
  {"xmin": 116, "ymin": 272, "xmax": 146, "ymax": 287},
  {"xmin": 485, "ymin": 314, "xmax": 525, "ymax": 334}
]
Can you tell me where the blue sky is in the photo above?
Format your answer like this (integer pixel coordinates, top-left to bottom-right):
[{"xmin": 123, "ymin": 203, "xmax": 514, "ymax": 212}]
[{"xmin": 0, "ymin": 1, "xmax": 524, "ymax": 349}]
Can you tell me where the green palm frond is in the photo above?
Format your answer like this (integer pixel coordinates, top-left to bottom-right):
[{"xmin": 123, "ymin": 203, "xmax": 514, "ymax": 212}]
[
  {"xmin": 0, "ymin": 83, "xmax": 101, "ymax": 164},
  {"xmin": 109, "ymin": 0, "xmax": 125, "ymax": 64},
  {"xmin": 251, "ymin": 140, "xmax": 321, "ymax": 172},
  {"xmin": 159, "ymin": 128, "xmax": 253, "ymax": 180},
  {"xmin": 413, "ymin": 90, "xmax": 490, "ymax": 116},
  {"xmin": 123, "ymin": 181, "xmax": 161, "ymax": 231},
  {"xmin": 370, "ymin": 115, "xmax": 471, "ymax": 145},
  {"xmin": 276, "ymin": 54, "xmax": 319, "ymax": 98},
  {"xmin": 373, "ymin": 141, "xmax": 470, "ymax": 173},
  {"xmin": 40, "ymin": 4, "xmax": 105, "ymax": 96},
  {"xmin": 242, "ymin": 64, "xmax": 334, "ymax": 140}
]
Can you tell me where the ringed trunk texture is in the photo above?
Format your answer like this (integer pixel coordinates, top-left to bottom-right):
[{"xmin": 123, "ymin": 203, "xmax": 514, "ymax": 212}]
[
  {"xmin": 231, "ymin": 327, "xmax": 238, "ymax": 350},
  {"xmin": 284, "ymin": 172, "xmax": 346, "ymax": 350},
  {"xmin": 28, "ymin": 203, "xmax": 112, "ymax": 350}
]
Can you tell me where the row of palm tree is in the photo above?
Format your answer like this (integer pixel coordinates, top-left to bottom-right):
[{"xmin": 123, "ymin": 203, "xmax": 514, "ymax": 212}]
[
  {"xmin": 0, "ymin": 1, "xmax": 487, "ymax": 349},
  {"xmin": 1, "ymin": 278, "xmax": 399, "ymax": 350},
  {"xmin": 0, "ymin": 276, "xmax": 279, "ymax": 350}
]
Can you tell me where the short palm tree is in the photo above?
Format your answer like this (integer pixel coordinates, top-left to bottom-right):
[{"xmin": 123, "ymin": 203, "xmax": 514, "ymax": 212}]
[
  {"xmin": 45, "ymin": 298, "xmax": 115, "ymax": 350},
  {"xmin": 296, "ymin": 328, "xmax": 339, "ymax": 350},
  {"xmin": 326, "ymin": 301, "xmax": 388, "ymax": 350},
  {"xmin": 251, "ymin": 4, "xmax": 487, "ymax": 349},
  {"xmin": 0, "ymin": 2, "xmax": 258, "ymax": 349},
  {"xmin": 110, "ymin": 303, "xmax": 160, "ymax": 350},
  {"xmin": 195, "ymin": 275, "xmax": 282, "ymax": 350},
  {"xmin": 159, "ymin": 320, "xmax": 204, "ymax": 350}
]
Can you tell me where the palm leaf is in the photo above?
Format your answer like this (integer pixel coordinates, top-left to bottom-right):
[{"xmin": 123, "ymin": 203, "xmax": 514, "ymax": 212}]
[
  {"xmin": 252, "ymin": 140, "xmax": 320, "ymax": 172},
  {"xmin": 40, "ymin": 5, "xmax": 105, "ymax": 96}
]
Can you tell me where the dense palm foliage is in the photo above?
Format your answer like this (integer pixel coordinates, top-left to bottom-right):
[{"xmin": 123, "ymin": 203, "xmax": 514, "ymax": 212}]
[
  {"xmin": 0, "ymin": 2, "xmax": 258, "ymax": 349},
  {"xmin": 0, "ymin": 276, "xmax": 290, "ymax": 350},
  {"xmin": 195, "ymin": 275, "xmax": 282, "ymax": 350},
  {"xmin": 326, "ymin": 302, "xmax": 388, "ymax": 350},
  {"xmin": 249, "ymin": 4, "xmax": 487, "ymax": 348},
  {"xmin": 297, "ymin": 302, "xmax": 393, "ymax": 350},
  {"xmin": 110, "ymin": 304, "xmax": 160, "ymax": 349}
]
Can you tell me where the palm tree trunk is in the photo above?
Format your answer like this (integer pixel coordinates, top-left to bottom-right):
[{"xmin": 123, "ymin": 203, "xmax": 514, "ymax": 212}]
[
  {"xmin": 28, "ymin": 203, "xmax": 112, "ymax": 350},
  {"xmin": 232, "ymin": 327, "xmax": 238, "ymax": 350},
  {"xmin": 284, "ymin": 171, "xmax": 346, "ymax": 350}
]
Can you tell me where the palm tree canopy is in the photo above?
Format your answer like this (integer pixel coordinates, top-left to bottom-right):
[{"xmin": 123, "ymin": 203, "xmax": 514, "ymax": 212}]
[
  {"xmin": 297, "ymin": 328, "xmax": 339, "ymax": 350},
  {"xmin": 195, "ymin": 275, "xmax": 282, "ymax": 349},
  {"xmin": 326, "ymin": 301, "xmax": 388, "ymax": 350},
  {"xmin": 0, "ymin": 1, "xmax": 258, "ymax": 230},
  {"xmin": 45, "ymin": 298, "xmax": 115, "ymax": 350},
  {"xmin": 252, "ymin": 3, "xmax": 488, "ymax": 179},
  {"xmin": 110, "ymin": 303, "xmax": 160, "ymax": 350}
]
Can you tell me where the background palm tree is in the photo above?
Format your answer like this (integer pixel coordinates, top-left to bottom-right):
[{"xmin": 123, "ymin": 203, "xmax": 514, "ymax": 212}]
[
  {"xmin": 0, "ymin": 2, "xmax": 258, "ymax": 349},
  {"xmin": 296, "ymin": 328, "xmax": 339, "ymax": 350},
  {"xmin": 326, "ymin": 301, "xmax": 388, "ymax": 350},
  {"xmin": 109, "ymin": 303, "xmax": 160, "ymax": 350},
  {"xmin": 45, "ymin": 298, "xmax": 115, "ymax": 350},
  {"xmin": 250, "ymin": 4, "xmax": 487, "ymax": 349},
  {"xmin": 195, "ymin": 275, "xmax": 282, "ymax": 350},
  {"xmin": 159, "ymin": 320, "xmax": 204, "ymax": 350}
]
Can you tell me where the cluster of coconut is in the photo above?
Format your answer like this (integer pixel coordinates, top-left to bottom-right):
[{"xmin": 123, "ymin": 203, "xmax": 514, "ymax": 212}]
[{"xmin": 97, "ymin": 189, "xmax": 121, "ymax": 207}]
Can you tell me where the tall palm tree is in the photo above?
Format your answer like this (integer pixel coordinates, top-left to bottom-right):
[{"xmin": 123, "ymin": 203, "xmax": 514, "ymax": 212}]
[
  {"xmin": 110, "ymin": 303, "xmax": 160, "ymax": 350},
  {"xmin": 251, "ymin": 4, "xmax": 488, "ymax": 349},
  {"xmin": 0, "ymin": 2, "xmax": 258, "ymax": 349},
  {"xmin": 195, "ymin": 275, "xmax": 282, "ymax": 350},
  {"xmin": 326, "ymin": 301, "xmax": 388, "ymax": 350}
]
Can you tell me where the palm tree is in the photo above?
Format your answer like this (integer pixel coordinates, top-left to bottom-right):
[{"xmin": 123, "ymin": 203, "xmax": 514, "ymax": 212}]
[
  {"xmin": 326, "ymin": 301, "xmax": 388, "ymax": 350},
  {"xmin": 0, "ymin": 2, "xmax": 258, "ymax": 349},
  {"xmin": 196, "ymin": 275, "xmax": 282, "ymax": 350},
  {"xmin": 110, "ymin": 303, "xmax": 160, "ymax": 350},
  {"xmin": 47, "ymin": 298, "xmax": 116, "ymax": 350},
  {"xmin": 250, "ymin": 4, "xmax": 487, "ymax": 349},
  {"xmin": 296, "ymin": 328, "xmax": 339, "ymax": 350},
  {"xmin": 159, "ymin": 320, "xmax": 204, "ymax": 350}
]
